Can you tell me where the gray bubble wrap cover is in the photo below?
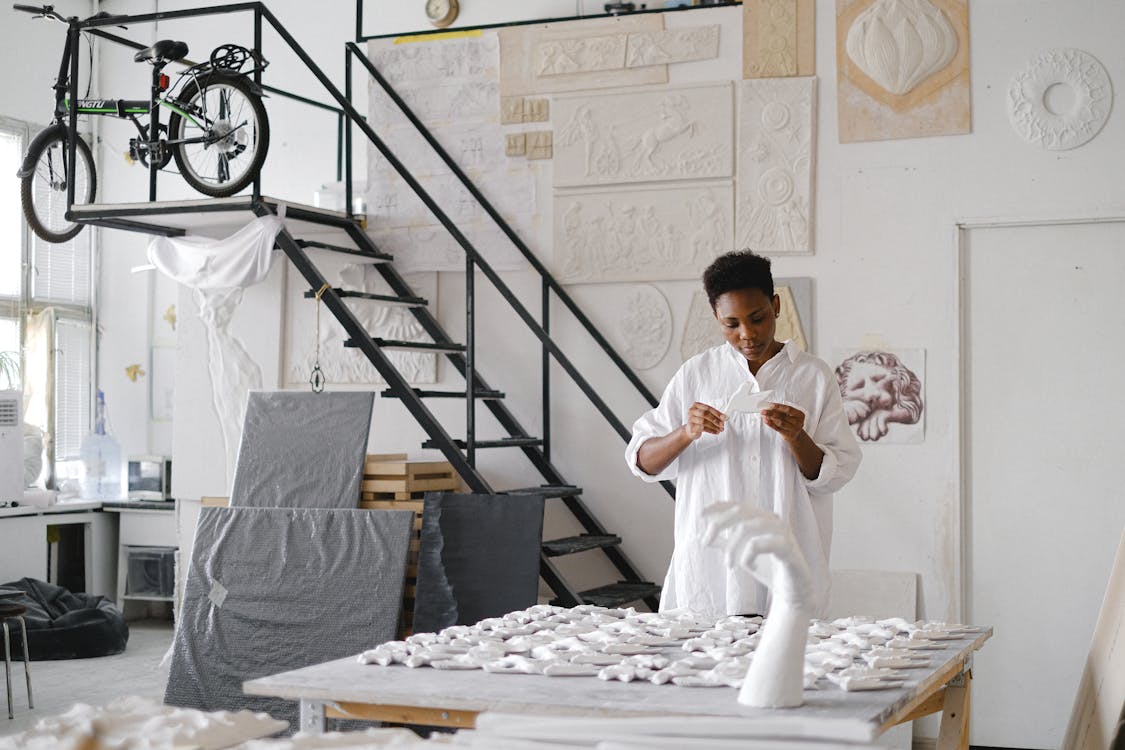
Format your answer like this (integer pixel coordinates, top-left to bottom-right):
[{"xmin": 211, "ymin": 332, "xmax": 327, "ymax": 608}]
[
  {"xmin": 164, "ymin": 506, "xmax": 414, "ymax": 726},
  {"xmin": 230, "ymin": 391, "xmax": 374, "ymax": 508},
  {"xmin": 413, "ymin": 492, "xmax": 545, "ymax": 634}
]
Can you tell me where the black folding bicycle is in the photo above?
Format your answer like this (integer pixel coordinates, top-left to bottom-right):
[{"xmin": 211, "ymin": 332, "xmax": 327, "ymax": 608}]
[{"xmin": 15, "ymin": 3, "xmax": 271, "ymax": 243}]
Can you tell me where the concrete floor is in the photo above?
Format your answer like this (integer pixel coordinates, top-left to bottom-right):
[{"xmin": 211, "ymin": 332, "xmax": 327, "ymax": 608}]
[{"xmin": 0, "ymin": 619, "xmax": 173, "ymax": 737}]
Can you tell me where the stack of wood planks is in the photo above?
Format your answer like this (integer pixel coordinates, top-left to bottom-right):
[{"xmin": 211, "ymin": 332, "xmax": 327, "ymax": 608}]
[{"xmin": 359, "ymin": 453, "xmax": 461, "ymax": 636}]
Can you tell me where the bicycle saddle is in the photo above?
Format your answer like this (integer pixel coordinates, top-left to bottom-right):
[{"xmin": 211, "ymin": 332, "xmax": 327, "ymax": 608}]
[{"xmin": 134, "ymin": 39, "xmax": 189, "ymax": 64}]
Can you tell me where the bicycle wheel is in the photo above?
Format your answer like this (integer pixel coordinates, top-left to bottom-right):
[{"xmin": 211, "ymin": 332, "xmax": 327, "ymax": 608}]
[
  {"xmin": 168, "ymin": 74, "xmax": 269, "ymax": 197},
  {"xmin": 19, "ymin": 125, "xmax": 96, "ymax": 244}
]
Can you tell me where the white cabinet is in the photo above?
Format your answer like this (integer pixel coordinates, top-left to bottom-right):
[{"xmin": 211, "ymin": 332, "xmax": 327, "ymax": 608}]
[{"xmin": 106, "ymin": 506, "xmax": 177, "ymax": 611}]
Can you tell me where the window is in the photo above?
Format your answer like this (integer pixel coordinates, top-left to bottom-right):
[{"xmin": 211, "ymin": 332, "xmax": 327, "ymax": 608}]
[{"xmin": 1, "ymin": 117, "xmax": 95, "ymax": 489}]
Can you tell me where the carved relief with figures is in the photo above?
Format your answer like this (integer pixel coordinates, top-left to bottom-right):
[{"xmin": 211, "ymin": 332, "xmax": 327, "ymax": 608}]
[
  {"xmin": 554, "ymin": 183, "xmax": 732, "ymax": 284},
  {"xmin": 554, "ymin": 84, "xmax": 733, "ymax": 188}
]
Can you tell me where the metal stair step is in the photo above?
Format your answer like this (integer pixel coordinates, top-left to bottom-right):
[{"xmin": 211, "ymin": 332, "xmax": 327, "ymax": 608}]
[
  {"xmin": 542, "ymin": 534, "xmax": 621, "ymax": 557},
  {"xmin": 345, "ymin": 338, "xmax": 466, "ymax": 353},
  {"xmin": 569, "ymin": 581, "xmax": 662, "ymax": 609},
  {"xmin": 422, "ymin": 437, "xmax": 543, "ymax": 450},
  {"xmin": 296, "ymin": 238, "xmax": 392, "ymax": 262},
  {"xmin": 503, "ymin": 485, "xmax": 582, "ymax": 499},
  {"xmin": 381, "ymin": 387, "xmax": 505, "ymax": 400},
  {"xmin": 304, "ymin": 288, "xmax": 427, "ymax": 307}
]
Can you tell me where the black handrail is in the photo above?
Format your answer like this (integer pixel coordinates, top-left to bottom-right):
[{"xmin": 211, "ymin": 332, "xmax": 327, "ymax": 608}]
[{"xmin": 354, "ymin": 0, "xmax": 743, "ymax": 42}]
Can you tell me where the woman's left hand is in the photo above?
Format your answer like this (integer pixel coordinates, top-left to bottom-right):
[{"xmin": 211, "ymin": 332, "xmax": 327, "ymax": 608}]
[{"xmin": 761, "ymin": 403, "xmax": 806, "ymax": 442}]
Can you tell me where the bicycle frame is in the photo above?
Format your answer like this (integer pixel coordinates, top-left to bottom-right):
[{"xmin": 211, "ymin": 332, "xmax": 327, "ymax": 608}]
[{"xmin": 40, "ymin": 8, "xmax": 264, "ymax": 184}]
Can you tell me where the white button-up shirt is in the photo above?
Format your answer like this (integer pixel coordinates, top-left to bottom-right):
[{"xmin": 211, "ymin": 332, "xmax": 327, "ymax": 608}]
[{"xmin": 625, "ymin": 342, "xmax": 862, "ymax": 618}]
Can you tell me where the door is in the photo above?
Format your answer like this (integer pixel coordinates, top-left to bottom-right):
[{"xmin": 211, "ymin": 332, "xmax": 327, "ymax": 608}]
[{"xmin": 964, "ymin": 219, "xmax": 1125, "ymax": 747}]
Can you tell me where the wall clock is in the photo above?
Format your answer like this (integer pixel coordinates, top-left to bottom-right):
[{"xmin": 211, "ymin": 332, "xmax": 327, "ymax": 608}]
[{"xmin": 425, "ymin": 0, "xmax": 459, "ymax": 28}]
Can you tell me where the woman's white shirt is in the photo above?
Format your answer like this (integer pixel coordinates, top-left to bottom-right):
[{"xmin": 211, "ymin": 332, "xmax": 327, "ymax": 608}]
[{"xmin": 625, "ymin": 341, "xmax": 861, "ymax": 618}]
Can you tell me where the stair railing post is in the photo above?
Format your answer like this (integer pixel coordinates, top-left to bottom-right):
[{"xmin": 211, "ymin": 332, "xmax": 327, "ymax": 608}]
[
  {"xmin": 344, "ymin": 47, "xmax": 354, "ymax": 220},
  {"xmin": 541, "ymin": 277, "xmax": 550, "ymax": 462},
  {"xmin": 466, "ymin": 254, "xmax": 476, "ymax": 466},
  {"xmin": 252, "ymin": 6, "xmax": 263, "ymax": 200},
  {"xmin": 66, "ymin": 23, "xmax": 79, "ymax": 210}
]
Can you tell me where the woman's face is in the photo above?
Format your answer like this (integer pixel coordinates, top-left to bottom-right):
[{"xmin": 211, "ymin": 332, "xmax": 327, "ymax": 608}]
[{"xmin": 713, "ymin": 288, "xmax": 780, "ymax": 370}]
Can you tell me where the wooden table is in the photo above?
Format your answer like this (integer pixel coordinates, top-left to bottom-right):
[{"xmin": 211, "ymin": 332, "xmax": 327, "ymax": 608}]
[{"xmin": 244, "ymin": 627, "xmax": 991, "ymax": 748}]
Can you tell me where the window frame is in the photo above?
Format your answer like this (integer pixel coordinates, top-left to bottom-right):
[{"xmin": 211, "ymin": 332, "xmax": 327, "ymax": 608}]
[{"xmin": 0, "ymin": 114, "xmax": 97, "ymax": 488}]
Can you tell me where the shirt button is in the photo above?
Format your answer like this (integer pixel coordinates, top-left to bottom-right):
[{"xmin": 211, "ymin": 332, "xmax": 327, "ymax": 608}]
[{"xmin": 751, "ymin": 456, "xmax": 759, "ymax": 464}]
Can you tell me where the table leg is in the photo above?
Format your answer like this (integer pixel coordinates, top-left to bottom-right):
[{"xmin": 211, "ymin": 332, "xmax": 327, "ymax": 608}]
[
  {"xmin": 936, "ymin": 669, "xmax": 972, "ymax": 750},
  {"xmin": 299, "ymin": 699, "xmax": 326, "ymax": 734}
]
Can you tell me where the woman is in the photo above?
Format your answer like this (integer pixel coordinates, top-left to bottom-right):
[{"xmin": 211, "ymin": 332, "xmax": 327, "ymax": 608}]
[{"xmin": 625, "ymin": 250, "xmax": 861, "ymax": 618}]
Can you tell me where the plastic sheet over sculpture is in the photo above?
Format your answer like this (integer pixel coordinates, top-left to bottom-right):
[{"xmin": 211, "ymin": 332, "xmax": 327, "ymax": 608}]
[
  {"xmin": 229, "ymin": 391, "xmax": 375, "ymax": 508},
  {"xmin": 164, "ymin": 506, "xmax": 414, "ymax": 728}
]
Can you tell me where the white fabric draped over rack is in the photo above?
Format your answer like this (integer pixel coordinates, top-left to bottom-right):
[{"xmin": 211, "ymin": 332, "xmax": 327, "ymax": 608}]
[{"xmin": 147, "ymin": 208, "xmax": 286, "ymax": 489}]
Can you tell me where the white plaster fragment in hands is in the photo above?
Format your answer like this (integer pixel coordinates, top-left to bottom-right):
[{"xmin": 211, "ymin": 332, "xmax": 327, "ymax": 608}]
[{"xmin": 701, "ymin": 502, "xmax": 813, "ymax": 708}]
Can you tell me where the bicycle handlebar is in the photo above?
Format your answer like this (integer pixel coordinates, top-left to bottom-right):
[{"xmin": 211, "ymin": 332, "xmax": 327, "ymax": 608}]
[{"xmin": 13, "ymin": 4, "xmax": 64, "ymax": 21}]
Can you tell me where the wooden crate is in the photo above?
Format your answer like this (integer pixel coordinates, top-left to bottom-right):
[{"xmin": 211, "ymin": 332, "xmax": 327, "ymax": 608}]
[
  {"xmin": 361, "ymin": 454, "xmax": 460, "ymax": 497},
  {"xmin": 357, "ymin": 455, "xmax": 464, "ymax": 637},
  {"xmin": 359, "ymin": 494, "xmax": 427, "ymax": 638}
]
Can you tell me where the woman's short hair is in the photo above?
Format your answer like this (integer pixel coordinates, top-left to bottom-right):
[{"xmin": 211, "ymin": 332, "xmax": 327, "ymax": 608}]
[{"xmin": 702, "ymin": 250, "xmax": 774, "ymax": 308}]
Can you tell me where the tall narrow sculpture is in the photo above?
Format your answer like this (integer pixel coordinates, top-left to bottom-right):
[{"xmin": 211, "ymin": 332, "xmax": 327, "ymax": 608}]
[{"xmin": 702, "ymin": 502, "xmax": 812, "ymax": 707}]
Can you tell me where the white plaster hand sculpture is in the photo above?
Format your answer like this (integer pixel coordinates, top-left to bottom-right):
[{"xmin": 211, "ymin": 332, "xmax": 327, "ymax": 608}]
[{"xmin": 702, "ymin": 502, "xmax": 812, "ymax": 708}]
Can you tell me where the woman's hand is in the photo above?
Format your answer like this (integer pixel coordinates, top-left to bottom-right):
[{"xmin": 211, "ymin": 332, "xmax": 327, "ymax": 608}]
[
  {"xmin": 761, "ymin": 403, "xmax": 806, "ymax": 443},
  {"xmin": 684, "ymin": 402, "xmax": 726, "ymax": 441}
]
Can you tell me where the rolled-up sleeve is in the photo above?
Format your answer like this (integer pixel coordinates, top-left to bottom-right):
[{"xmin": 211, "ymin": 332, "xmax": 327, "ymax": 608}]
[
  {"xmin": 804, "ymin": 377, "xmax": 862, "ymax": 494},
  {"xmin": 625, "ymin": 369, "xmax": 686, "ymax": 482}
]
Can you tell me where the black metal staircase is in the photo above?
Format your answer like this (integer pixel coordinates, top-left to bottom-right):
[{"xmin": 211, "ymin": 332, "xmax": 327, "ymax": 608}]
[{"xmin": 67, "ymin": 2, "xmax": 673, "ymax": 611}]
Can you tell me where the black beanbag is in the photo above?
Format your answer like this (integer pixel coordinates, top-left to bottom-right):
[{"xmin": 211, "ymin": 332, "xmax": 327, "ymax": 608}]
[{"xmin": 0, "ymin": 578, "xmax": 129, "ymax": 660}]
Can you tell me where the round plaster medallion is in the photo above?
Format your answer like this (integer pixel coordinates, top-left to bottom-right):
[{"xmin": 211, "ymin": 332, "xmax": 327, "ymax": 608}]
[
  {"xmin": 759, "ymin": 167, "xmax": 795, "ymax": 207},
  {"xmin": 1007, "ymin": 48, "xmax": 1112, "ymax": 151}
]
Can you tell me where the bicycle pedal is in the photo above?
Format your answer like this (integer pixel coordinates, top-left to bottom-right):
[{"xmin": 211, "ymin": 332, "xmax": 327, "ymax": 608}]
[{"xmin": 124, "ymin": 150, "xmax": 135, "ymax": 166}]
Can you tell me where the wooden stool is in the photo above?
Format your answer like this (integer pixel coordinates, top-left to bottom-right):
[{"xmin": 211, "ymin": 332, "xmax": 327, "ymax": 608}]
[{"xmin": 0, "ymin": 596, "xmax": 33, "ymax": 720}]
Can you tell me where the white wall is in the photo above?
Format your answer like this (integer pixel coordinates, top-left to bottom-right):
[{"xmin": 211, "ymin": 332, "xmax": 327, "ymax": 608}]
[{"xmin": 85, "ymin": 2, "xmax": 1125, "ymax": 746}]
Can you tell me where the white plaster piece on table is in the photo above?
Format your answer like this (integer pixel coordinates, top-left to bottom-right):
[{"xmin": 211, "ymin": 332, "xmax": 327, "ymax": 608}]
[
  {"xmin": 0, "ymin": 695, "xmax": 288, "ymax": 750},
  {"xmin": 844, "ymin": 0, "xmax": 958, "ymax": 96},
  {"xmin": 535, "ymin": 33, "xmax": 627, "ymax": 77},
  {"xmin": 554, "ymin": 83, "xmax": 733, "ymax": 188},
  {"xmin": 238, "ymin": 728, "xmax": 426, "ymax": 749},
  {"xmin": 737, "ymin": 77, "xmax": 815, "ymax": 256},
  {"xmin": 283, "ymin": 263, "xmax": 436, "ymax": 386},
  {"xmin": 614, "ymin": 285, "xmax": 672, "ymax": 370},
  {"xmin": 701, "ymin": 503, "xmax": 813, "ymax": 707},
  {"xmin": 1007, "ymin": 48, "xmax": 1113, "ymax": 151},
  {"xmin": 625, "ymin": 25, "xmax": 721, "ymax": 68},
  {"xmin": 499, "ymin": 15, "xmax": 667, "ymax": 97},
  {"xmin": 554, "ymin": 183, "xmax": 733, "ymax": 284}
]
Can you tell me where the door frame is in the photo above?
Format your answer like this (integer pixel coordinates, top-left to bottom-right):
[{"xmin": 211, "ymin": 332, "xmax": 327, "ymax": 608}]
[{"xmin": 954, "ymin": 212, "xmax": 1125, "ymax": 623}]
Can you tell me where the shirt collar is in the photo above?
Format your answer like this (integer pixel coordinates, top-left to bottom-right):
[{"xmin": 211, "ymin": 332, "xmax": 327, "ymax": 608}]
[{"xmin": 723, "ymin": 340, "xmax": 798, "ymax": 369}]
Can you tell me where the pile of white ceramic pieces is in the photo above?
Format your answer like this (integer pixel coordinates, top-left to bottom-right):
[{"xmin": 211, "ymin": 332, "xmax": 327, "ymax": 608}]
[{"xmin": 358, "ymin": 604, "xmax": 980, "ymax": 692}]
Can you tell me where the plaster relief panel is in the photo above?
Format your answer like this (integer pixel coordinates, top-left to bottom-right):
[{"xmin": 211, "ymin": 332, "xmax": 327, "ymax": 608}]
[
  {"xmin": 1007, "ymin": 49, "xmax": 1112, "ymax": 151},
  {"xmin": 625, "ymin": 25, "xmax": 721, "ymax": 68},
  {"xmin": 681, "ymin": 278, "xmax": 810, "ymax": 362},
  {"xmin": 836, "ymin": 0, "xmax": 970, "ymax": 143},
  {"xmin": 499, "ymin": 15, "xmax": 667, "ymax": 97},
  {"xmin": 554, "ymin": 183, "xmax": 733, "ymax": 284},
  {"xmin": 737, "ymin": 77, "xmax": 816, "ymax": 256},
  {"xmin": 554, "ymin": 83, "xmax": 733, "ymax": 188},
  {"xmin": 614, "ymin": 285, "xmax": 673, "ymax": 371},
  {"xmin": 366, "ymin": 33, "xmax": 536, "ymax": 273},
  {"xmin": 526, "ymin": 131, "xmax": 553, "ymax": 160},
  {"xmin": 743, "ymin": 0, "xmax": 815, "ymax": 78},
  {"xmin": 284, "ymin": 262, "xmax": 437, "ymax": 387},
  {"xmin": 536, "ymin": 33, "xmax": 627, "ymax": 77}
]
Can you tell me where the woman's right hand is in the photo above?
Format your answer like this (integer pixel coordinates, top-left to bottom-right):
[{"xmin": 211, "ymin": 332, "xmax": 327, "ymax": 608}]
[{"xmin": 684, "ymin": 402, "xmax": 726, "ymax": 441}]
